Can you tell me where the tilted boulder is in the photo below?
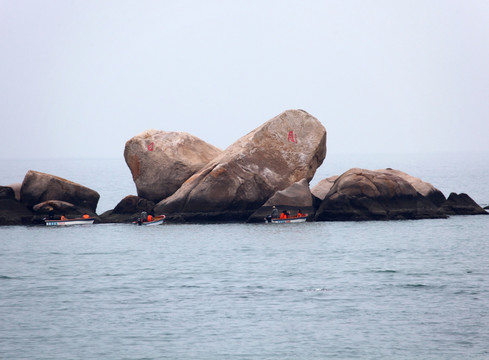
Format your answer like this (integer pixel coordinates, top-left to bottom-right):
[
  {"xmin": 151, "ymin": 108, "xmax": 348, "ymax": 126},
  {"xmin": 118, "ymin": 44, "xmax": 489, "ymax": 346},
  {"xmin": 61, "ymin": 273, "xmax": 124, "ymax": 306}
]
[
  {"xmin": 248, "ymin": 178, "xmax": 314, "ymax": 222},
  {"xmin": 124, "ymin": 130, "xmax": 222, "ymax": 203},
  {"xmin": 155, "ymin": 109, "xmax": 327, "ymax": 222},
  {"xmin": 20, "ymin": 170, "xmax": 100, "ymax": 212},
  {"xmin": 314, "ymin": 168, "xmax": 445, "ymax": 221}
]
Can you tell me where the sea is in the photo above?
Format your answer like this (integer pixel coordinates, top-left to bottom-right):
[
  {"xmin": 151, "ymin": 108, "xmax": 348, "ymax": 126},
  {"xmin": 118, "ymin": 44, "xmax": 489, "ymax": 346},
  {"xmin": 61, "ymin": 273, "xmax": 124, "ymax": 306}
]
[{"xmin": 1, "ymin": 152, "xmax": 488, "ymax": 359}]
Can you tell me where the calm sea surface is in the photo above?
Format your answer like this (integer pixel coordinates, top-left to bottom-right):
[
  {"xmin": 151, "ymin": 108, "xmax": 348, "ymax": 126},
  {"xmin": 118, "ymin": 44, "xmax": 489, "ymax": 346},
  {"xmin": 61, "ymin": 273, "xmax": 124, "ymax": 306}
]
[{"xmin": 1, "ymin": 153, "xmax": 489, "ymax": 359}]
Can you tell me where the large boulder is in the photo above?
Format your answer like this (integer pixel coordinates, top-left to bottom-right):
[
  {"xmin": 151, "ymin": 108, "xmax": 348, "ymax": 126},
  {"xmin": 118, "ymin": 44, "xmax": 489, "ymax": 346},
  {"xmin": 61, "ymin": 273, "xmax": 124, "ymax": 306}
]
[
  {"xmin": 124, "ymin": 130, "xmax": 222, "ymax": 203},
  {"xmin": 314, "ymin": 168, "xmax": 446, "ymax": 221},
  {"xmin": 248, "ymin": 178, "xmax": 314, "ymax": 222},
  {"xmin": 155, "ymin": 109, "xmax": 327, "ymax": 222},
  {"xmin": 0, "ymin": 198, "xmax": 34, "ymax": 225},
  {"xmin": 20, "ymin": 170, "xmax": 100, "ymax": 212}
]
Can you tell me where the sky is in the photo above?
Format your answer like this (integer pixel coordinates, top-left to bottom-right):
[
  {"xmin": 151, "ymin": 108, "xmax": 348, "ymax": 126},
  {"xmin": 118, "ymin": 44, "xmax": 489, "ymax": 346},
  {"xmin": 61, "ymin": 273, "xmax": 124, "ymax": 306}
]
[{"xmin": 1, "ymin": 0, "xmax": 489, "ymax": 159}]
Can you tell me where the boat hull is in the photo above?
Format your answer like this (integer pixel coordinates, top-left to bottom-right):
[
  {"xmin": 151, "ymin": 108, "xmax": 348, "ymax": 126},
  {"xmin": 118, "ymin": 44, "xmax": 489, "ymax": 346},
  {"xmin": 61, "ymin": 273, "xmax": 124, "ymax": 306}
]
[{"xmin": 44, "ymin": 218, "xmax": 95, "ymax": 226}]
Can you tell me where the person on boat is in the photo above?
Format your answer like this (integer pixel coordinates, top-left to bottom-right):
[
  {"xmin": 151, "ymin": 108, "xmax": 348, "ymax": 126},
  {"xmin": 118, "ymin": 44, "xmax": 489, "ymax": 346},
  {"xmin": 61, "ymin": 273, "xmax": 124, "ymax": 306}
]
[
  {"xmin": 60, "ymin": 215, "xmax": 66, "ymax": 220},
  {"xmin": 271, "ymin": 206, "xmax": 279, "ymax": 219},
  {"xmin": 147, "ymin": 214, "xmax": 153, "ymax": 222},
  {"xmin": 141, "ymin": 211, "xmax": 148, "ymax": 222},
  {"xmin": 280, "ymin": 210, "xmax": 289, "ymax": 219},
  {"xmin": 297, "ymin": 209, "xmax": 303, "ymax": 217},
  {"xmin": 82, "ymin": 214, "xmax": 90, "ymax": 219}
]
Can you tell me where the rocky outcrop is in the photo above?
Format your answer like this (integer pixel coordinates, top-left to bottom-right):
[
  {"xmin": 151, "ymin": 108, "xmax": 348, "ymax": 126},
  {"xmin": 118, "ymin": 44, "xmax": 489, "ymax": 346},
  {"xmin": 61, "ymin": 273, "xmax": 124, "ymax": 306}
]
[
  {"xmin": 441, "ymin": 193, "xmax": 488, "ymax": 215},
  {"xmin": 154, "ymin": 109, "xmax": 327, "ymax": 222},
  {"xmin": 20, "ymin": 170, "xmax": 100, "ymax": 212},
  {"xmin": 314, "ymin": 168, "xmax": 446, "ymax": 221},
  {"xmin": 124, "ymin": 130, "xmax": 222, "ymax": 203},
  {"xmin": 99, "ymin": 195, "xmax": 155, "ymax": 223},
  {"xmin": 31, "ymin": 200, "xmax": 99, "ymax": 221},
  {"xmin": 248, "ymin": 179, "xmax": 314, "ymax": 222}
]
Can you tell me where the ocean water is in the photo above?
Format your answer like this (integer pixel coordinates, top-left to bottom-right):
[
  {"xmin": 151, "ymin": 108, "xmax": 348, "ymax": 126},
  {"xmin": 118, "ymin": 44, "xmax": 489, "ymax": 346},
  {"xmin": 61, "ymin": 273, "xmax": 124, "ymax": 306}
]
[{"xmin": 1, "ymin": 152, "xmax": 489, "ymax": 359}]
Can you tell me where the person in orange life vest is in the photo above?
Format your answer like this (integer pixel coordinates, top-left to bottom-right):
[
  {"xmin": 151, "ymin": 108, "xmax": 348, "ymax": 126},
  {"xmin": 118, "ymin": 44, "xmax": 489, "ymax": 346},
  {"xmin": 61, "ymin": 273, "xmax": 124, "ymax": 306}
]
[
  {"xmin": 280, "ymin": 210, "xmax": 288, "ymax": 219},
  {"xmin": 297, "ymin": 209, "xmax": 303, "ymax": 217},
  {"xmin": 60, "ymin": 215, "xmax": 66, "ymax": 220},
  {"xmin": 82, "ymin": 214, "xmax": 90, "ymax": 219},
  {"xmin": 147, "ymin": 214, "xmax": 153, "ymax": 222}
]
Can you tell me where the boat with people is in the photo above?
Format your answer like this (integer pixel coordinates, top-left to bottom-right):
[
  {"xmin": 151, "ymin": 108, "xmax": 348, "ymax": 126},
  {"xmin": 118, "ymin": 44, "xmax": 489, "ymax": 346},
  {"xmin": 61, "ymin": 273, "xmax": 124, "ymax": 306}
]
[
  {"xmin": 269, "ymin": 214, "xmax": 308, "ymax": 224},
  {"xmin": 133, "ymin": 214, "xmax": 166, "ymax": 226},
  {"xmin": 265, "ymin": 207, "xmax": 308, "ymax": 224},
  {"xmin": 44, "ymin": 216, "xmax": 95, "ymax": 226}
]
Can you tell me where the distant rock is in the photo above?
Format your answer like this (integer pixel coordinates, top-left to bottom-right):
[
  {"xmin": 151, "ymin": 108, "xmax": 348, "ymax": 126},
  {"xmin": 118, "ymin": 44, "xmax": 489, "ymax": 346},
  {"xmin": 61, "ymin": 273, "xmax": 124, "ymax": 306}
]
[
  {"xmin": 155, "ymin": 109, "xmax": 326, "ymax": 222},
  {"xmin": 124, "ymin": 130, "xmax": 222, "ymax": 203},
  {"xmin": 314, "ymin": 168, "xmax": 445, "ymax": 221},
  {"xmin": 441, "ymin": 193, "xmax": 488, "ymax": 215},
  {"xmin": 248, "ymin": 178, "xmax": 314, "ymax": 222},
  {"xmin": 311, "ymin": 175, "xmax": 338, "ymax": 201},
  {"xmin": 7, "ymin": 183, "xmax": 21, "ymax": 201},
  {"xmin": 99, "ymin": 195, "xmax": 155, "ymax": 223},
  {"xmin": 20, "ymin": 170, "xmax": 100, "ymax": 212}
]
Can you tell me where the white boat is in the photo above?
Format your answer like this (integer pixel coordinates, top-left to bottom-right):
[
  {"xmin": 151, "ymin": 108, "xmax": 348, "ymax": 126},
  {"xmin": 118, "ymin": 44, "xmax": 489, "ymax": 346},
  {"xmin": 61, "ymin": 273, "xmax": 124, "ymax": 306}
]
[
  {"xmin": 44, "ymin": 218, "xmax": 95, "ymax": 226},
  {"xmin": 134, "ymin": 215, "xmax": 166, "ymax": 226},
  {"xmin": 267, "ymin": 215, "xmax": 308, "ymax": 224}
]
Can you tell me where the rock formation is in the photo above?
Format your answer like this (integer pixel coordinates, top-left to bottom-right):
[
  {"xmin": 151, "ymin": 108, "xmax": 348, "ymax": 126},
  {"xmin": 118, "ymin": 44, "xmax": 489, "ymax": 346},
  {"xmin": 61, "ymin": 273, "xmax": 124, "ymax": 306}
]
[
  {"xmin": 314, "ymin": 168, "xmax": 445, "ymax": 221},
  {"xmin": 248, "ymin": 178, "xmax": 314, "ymax": 222},
  {"xmin": 20, "ymin": 170, "xmax": 100, "ymax": 212},
  {"xmin": 124, "ymin": 130, "xmax": 222, "ymax": 203},
  {"xmin": 155, "ymin": 109, "xmax": 327, "ymax": 222},
  {"xmin": 441, "ymin": 193, "xmax": 488, "ymax": 215},
  {"xmin": 99, "ymin": 195, "xmax": 155, "ymax": 223}
]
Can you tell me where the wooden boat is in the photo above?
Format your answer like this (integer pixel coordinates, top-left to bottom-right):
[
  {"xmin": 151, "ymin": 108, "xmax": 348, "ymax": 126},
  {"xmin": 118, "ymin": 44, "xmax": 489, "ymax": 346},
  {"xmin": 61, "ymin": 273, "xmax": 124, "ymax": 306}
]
[
  {"xmin": 134, "ymin": 215, "xmax": 166, "ymax": 226},
  {"xmin": 44, "ymin": 217, "xmax": 95, "ymax": 226},
  {"xmin": 266, "ymin": 214, "xmax": 308, "ymax": 224}
]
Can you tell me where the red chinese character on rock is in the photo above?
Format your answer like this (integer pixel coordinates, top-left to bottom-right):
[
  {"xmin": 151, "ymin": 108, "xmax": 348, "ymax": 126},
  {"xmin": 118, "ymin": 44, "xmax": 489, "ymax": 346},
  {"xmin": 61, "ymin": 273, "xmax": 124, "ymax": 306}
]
[
  {"xmin": 147, "ymin": 142, "xmax": 154, "ymax": 151},
  {"xmin": 288, "ymin": 130, "xmax": 297, "ymax": 143}
]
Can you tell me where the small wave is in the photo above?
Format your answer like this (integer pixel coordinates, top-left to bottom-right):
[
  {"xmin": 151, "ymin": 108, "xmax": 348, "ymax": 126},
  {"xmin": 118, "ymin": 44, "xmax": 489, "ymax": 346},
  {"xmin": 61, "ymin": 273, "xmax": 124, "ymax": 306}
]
[
  {"xmin": 374, "ymin": 269, "xmax": 397, "ymax": 273},
  {"xmin": 0, "ymin": 275, "xmax": 13, "ymax": 280}
]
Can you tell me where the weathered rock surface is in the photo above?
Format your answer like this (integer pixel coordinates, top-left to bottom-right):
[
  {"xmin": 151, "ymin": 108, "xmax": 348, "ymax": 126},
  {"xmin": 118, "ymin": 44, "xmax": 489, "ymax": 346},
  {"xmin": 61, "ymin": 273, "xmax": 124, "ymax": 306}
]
[
  {"xmin": 0, "ymin": 198, "xmax": 34, "ymax": 225},
  {"xmin": 124, "ymin": 130, "xmax": 222, "ymax": 203},
  {"xmin": 20, "ymin": 170, "xmax": 100, "ymax": 212},
  {"xmin": 0, "ymin": 186, "xmax": 15, "ymax": 200},
  {"xmin": 441, "ymin": 193, "xmax": 488, "ymax": 215},
  {"xmin": 314, "ymin": 168, "xmax": 446, "ymax": 221},
  {"xmin": 248, "ymin": 179, "xmax": 314, "ymax": 222},
  {"xmin": 155, "ymin": 109, "xmax": 327, "ymax": 222},
  {"xmin": 378, "ymin": 168, "xmax": 446, "ymax": 207},
  {"xmin": 99, "ymin": 195, "xmax": 156, "ymax": 223}
]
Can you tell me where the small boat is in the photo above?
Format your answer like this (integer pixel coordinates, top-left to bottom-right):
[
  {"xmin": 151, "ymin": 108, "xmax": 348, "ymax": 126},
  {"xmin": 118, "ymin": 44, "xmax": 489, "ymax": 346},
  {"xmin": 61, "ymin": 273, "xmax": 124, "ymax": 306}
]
[
  {"xmin": 44, "ymin": 217, "xmax": 95, "ymax": 226},
  {"xmin": 267, "ymin": 215, "xmax": 308, "ymax": 224},
  {"xmin": 134, "ymin": 215, "xmax": 166, "ymax": 226}
]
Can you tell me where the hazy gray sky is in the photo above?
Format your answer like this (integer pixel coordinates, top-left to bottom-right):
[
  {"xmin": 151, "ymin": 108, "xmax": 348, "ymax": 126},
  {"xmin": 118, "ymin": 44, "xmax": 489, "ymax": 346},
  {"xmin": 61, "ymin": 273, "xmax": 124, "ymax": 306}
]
[{"xmin": 1, "ymin": 0, "xmax": 488, "ymax": 159}]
